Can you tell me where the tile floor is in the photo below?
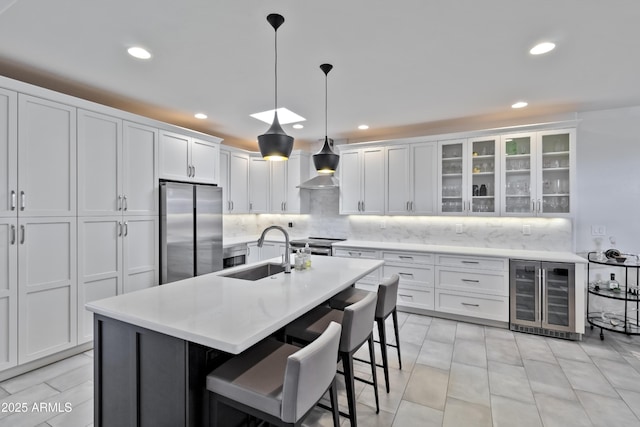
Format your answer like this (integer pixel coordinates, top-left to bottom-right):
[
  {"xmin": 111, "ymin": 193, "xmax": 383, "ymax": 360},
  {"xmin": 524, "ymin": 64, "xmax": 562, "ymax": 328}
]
[{"xmin": 2, "ymin": 313, "xmax": 640, "ymax": 426}]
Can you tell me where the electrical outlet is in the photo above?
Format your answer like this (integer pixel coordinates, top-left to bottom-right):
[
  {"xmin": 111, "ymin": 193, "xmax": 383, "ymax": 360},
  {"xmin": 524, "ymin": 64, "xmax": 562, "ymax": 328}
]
[
  {"xmin": 455, "ymin": 224, "xmax": 463, "ymax": 234},
  {"xmin": 288, "ymin": 222, "xmax": 293, "ymax": 228},
  {"xmin": 591, "ymin": 225, "xmax": 606, "ymax": 236},
  {"xmin": 523, "ymin": 224, "xmax": 531, "ymax": 235}
]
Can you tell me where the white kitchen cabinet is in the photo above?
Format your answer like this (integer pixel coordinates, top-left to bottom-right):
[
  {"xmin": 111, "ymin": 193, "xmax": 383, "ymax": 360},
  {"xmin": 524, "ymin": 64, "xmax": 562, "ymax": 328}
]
[
  {"xmin": 249, "ymin": 157, "xmax": 270, "ymax": 213},
  {"xmin": 386, "ymin": 142, "xmax": 437, "ymax": 215},
  {"xmin": 159, "ymin": 130, "xmax": 219, "ymax": 184},
  {"xmin": 333, "ymin": 247, "xmax": 381, "ymax": 285},
  {"xmin": 438, "ymin": 136, "xmax": 500, "ymax": 216},
  {"xmin": 381, "ymin": 250, "xmax": 435, "ymax": 310},
  {"xmin": 18, "ymin": 94, "xmax": 77, "ymax": 217},
  {"xmin": 0, "ymin": 88, "xmax": 17, "ymax": 219},
  {"xmin": 17, "ymin": 217, "xmax": 77, "ymax": 363},
  {"xmin": 78, "ymin": 113, "xmax": 158, "ymax": 217},
  {"xmin": 0, "ymin": 218, "xmax": 17, "ymax": 371},
  {"xmin": 271, "ymin": 151, "xmax": 310, "ymax": 214},
  {"xmin": 434, "ymin": 254, "xmax": 509, "ymax": 322},
  {"xmin": 77, "ymin": 215, "xmax": 158, "ymax": 343},
  {"xmin": 501, "ymin": 129, "xmax": 575, "ymax": 217},
  {"xmin": 220, "ymin": 148, "xmax": 250, "ymax": 214},
  {"xmin": 339, "ymin": 146, "xmax": 385, "ymax": 215}
]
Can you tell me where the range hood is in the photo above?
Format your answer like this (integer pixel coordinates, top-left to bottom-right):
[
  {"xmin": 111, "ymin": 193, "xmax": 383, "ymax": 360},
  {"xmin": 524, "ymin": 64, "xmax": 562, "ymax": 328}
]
[{"xmin": 297, "ymin": 174, "xmax": 339, "ymax": 189}]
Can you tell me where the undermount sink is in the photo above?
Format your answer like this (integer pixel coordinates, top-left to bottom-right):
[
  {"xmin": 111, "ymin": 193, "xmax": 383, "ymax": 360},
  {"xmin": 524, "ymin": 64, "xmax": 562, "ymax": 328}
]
[{"xmin": 220, "ymin": 263, "xmax": 286, "ymax": 281}]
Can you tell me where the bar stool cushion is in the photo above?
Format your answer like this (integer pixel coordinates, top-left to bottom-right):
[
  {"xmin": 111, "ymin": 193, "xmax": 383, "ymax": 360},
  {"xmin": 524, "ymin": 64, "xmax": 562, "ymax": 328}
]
[
  {"xmin": 207, "ymin": 322, "xmax": 342, "ymax": 424},
  {"xmin": 285, "ymin": 306, "xmax": 344, "ymax": 348},
  {"xmin": 329, "ymin": 287, "xmax": 373, "ymax": 311}
]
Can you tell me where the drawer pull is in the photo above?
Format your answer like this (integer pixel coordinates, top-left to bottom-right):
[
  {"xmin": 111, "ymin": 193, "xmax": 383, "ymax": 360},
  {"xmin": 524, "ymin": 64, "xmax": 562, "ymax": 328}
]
[
  {"xmin": 399, "ymin": 272, "xmax": 414, "ymax": 278},
  {"xmin": 461, "ymin": 279, "xmax": 480, "ymax": 283},
  {"xmin": 461, "ymin": 260, "xmax": 479, "ymax": 264},
  {"xmin": 399, "ymin": 255, "xmax": 414, "ymax": 260},
  {"xmin": 461, "ymin": 302, "xmax": 480, "ymax": 307},
  {"xmin": 348, "ymin": 251, "xmax": 362, "ymax": 257},
  {"xmin": 398, "ymin": 294, "xmax": 413, "ymax": 301}
]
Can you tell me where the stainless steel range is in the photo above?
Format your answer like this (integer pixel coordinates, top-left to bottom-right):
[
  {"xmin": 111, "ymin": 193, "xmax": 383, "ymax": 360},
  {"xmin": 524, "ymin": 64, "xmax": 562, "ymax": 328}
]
[{"xmin": 289, "ymin": 237, "xmax": 346, "ymax": 256}]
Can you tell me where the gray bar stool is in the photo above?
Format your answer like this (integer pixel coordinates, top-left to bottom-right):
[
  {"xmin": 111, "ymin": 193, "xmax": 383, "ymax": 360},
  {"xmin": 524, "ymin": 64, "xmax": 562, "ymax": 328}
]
[
  {"xmin": 206, "ymin": 322, "xmax": 342, "ymax": 427},
  {"xmin": 329, "ymin": 274, "xmax": 401, "ymax": 393},
  {"xmin": 285, "ymin": 291, "xmax": 379, "ymax": 427}
]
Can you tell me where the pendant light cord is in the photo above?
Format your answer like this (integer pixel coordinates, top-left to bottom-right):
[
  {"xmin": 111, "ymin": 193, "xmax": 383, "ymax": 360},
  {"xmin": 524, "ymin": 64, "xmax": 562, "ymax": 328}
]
[
  {"xmin": 274, "ymin": 30, "xmax": 278, "ymax": 110},
  {"xmin": 325, "ymin": 70, "xmax": 328, "ymax": 138}
]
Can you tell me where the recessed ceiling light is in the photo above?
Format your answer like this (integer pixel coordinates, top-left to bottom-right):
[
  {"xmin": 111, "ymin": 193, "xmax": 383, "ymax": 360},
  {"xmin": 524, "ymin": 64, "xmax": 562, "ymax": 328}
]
[
  {"xmin": 292, "ymin": 124, "xmax": 304, "ymax": 129},
  {"xmin": 127, "ymin": 46, "xmax": 152, "ymax": 59},
  {"xmin": 529, "ymin": 42, "xmax": 555, "ymax": 55},
  {"xmin": 250, "ymin": 107, "xmax": 306, "ymax": 125},
  {"xmin": 358, "ymin": 124, "xmax": 369, "ymax": 130},
  {"xmin": 194, "ymin": 113, "xmax": 207, "ymax": 120},
  {"xmin": 512, "ymin": 101, "xmax": 528, "ymax": 109}
]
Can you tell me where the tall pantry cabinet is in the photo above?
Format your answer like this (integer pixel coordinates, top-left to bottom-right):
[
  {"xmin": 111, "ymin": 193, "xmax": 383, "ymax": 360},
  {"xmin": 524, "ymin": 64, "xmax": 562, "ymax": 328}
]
[
  {"xmin": 1, "ymin": 93, "xmax": 78, "ymax": 365},
  {"xmin": 76, "ymin": 111, "xmax": 159, "ymax": 343}
]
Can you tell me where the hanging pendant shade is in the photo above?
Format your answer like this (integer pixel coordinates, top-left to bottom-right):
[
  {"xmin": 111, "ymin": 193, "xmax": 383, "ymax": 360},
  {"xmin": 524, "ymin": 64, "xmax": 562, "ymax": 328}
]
[
  {"xmin": 312, "ymin": 63, "xmax": 339, "ymax": 173},
  {"xmin": 258, "ymin": 13, "xmax": 294, "ymax": 161}
]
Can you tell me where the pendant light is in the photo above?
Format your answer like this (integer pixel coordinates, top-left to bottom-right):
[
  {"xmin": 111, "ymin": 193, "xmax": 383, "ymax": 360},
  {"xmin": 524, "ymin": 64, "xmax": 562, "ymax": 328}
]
[
  {"xmin": 257, "ymin": 13, "xmax": 294, "ymax": 161},
  {"xmin": 297, "ymin": 63, "xmax": 340, "ymax": 189},
  {"xmin": 312, "ymin": 63, "xmax": 340, "ymax": 174}
]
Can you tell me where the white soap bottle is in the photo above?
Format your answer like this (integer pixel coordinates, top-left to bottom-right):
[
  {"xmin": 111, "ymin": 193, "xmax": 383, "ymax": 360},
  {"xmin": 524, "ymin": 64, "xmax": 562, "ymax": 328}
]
[{"xmin": 304, "ymin": 243, "xmax": 312, "ymax": 268}]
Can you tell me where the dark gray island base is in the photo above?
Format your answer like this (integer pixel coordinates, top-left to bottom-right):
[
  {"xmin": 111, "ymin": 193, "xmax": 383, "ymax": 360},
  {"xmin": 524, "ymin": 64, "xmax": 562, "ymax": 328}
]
[{"xmin": 94, "ymin": 314, "xmax": 242, "ymax": 427}]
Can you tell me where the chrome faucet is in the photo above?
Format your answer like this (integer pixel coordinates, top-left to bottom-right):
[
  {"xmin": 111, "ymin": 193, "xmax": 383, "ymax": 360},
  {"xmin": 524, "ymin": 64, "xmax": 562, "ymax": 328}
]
[{"xmin": 257, "ymin": 225, "xmax": 291, "ymax": 273}]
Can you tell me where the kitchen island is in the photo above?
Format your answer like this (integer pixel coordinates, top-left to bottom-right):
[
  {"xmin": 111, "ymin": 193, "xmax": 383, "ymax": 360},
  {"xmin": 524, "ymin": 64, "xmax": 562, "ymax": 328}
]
[{"xmin": 86, "ymin": 255, "xmax": 384, "ymax": 427}]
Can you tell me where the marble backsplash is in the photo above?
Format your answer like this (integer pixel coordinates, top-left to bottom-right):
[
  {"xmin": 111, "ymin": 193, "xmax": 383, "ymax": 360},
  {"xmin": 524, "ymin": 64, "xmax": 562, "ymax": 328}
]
[{"xmin": 223, "ymin": 188, "xmax": 574, "ymax": 252}]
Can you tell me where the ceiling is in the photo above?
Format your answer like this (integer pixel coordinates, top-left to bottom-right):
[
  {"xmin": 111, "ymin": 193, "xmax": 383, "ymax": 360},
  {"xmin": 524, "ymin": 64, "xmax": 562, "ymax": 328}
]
[{"xmin": 1, "ymin": 0, "xmax": 639, "ymax": 150}]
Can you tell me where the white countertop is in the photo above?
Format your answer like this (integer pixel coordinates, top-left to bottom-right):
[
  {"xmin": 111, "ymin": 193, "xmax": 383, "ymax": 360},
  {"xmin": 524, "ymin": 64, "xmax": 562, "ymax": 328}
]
[
  {"xmin": 333, "ymin": 240, "xmax": 587, "ymax": 264},
  {"xmin": 86, "ymin": 256, "xmax": 384, "ymax": 354}
]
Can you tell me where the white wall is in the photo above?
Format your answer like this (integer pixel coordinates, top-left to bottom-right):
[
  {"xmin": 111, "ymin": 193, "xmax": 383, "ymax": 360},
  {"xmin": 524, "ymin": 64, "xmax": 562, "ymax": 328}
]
[{"xmin": 575, "ymin": 106, "xmax": 640, "ymax": 257}]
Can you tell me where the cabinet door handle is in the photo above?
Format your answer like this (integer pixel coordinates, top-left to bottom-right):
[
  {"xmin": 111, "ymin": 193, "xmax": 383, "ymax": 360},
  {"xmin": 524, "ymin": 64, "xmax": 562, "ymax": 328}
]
[
  {"xmin": 231, "ymin": 201, "xmax": 234, "ymax": 211},
  {"xmin": 537, "ymin": 199, "xmax": 541, "ymax": 213},
  {"xmin": 461, "ymin": 302, "xmax": 480, "ymax": 307},
  {"xmin": 10, "ymin": 190, "xmax": 16, "ymax": 210},
  {"xmin": 461, "ymin": 260, "xmax": 479, "ymax": 264},
  {"xmin": 118, "ymin": 195, "xmax": 122, "ymax": 211},
  {"xmin": 531, "ymin": 199, "xmax": 535, "ymax": 213},
  {"xmin": 462, "ymin": 278, "xmax": 480, "ymax": 283},
  {"xmin": 118, "ymin": 222, "xmax": 123, "ymax": 236},
  {"xmin": 361, "ymin": 201, "xmax": 365, "ymax": 212},
  {"xmin": 123, "ymin": 195, "xmax": 128, "ymax": 211},
  {"xmin": 187, "ymin": 165, "xmax": 191, "ymax": 177},
  {"xmin": 406, "ymin": 201, "xmax": 410, "ymax": 211},
  {"xmin": 411, "ymin": 201, "xmax": 414, "ymax": 211},
  {"xmin": 20, "ymin": 191, "xmax": 25, "ymax": 211},
  {"xmin": 10, "ymin": 225, "xmax": 15, "ymax": 245},
  {"xmin": 20, "ymin": 225, "xmax": 25, "ymax": 244},
  {"xmin": 192, "ymin": 165, "xmax": 196, "ymax": 177},
  {"xmin": 249, "ymin": 202, "xmax": 253, "ymax": 211},
  {"xmin": 124, "ymin": 221, "xmax": 129, "ymax": 236}
]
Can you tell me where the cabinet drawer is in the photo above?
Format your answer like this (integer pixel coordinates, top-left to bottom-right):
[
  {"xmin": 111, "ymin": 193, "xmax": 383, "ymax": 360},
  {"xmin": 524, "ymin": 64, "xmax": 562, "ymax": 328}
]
[
  {"xmin": 382, "ymin": 251, "xmax": 433, "ymax": 265},
  {"xmin": 397, "ymin": 288, "xmax": 434, "ymax": 310},
  {"xmin": 383, "ymin": 265, "xmax": 434, "ymax": 288},
  {"xmin": 436, "ymin": 254, "xmax": 507, "ymax": 271},
  {"xmin": 435, "ymin": 290, "xmax": 508, "ymax": 322},
  {"xmin": 436, "ymin": 267, "xmax": 508, "ymax": 296},
  {"xmin": 333, "ymin": 248, "xmax": 379, "ymax": 259}
]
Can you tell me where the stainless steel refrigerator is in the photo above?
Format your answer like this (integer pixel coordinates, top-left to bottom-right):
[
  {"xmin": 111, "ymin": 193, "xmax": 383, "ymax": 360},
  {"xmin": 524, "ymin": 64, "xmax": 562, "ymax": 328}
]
[{"xmin": 160, "ymin": 180, "xmax": 223, "ymax": 284}]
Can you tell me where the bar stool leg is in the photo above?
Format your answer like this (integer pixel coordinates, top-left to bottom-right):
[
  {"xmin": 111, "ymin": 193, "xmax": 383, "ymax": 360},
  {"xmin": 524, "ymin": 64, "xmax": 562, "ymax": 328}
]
[
  {"xmin": 367, "ymin": 334, "xmax": 380, "ymax": 414},
  {"xmin": 392, "ymin": 309, "xmax": 402, "ymax": 370},
  {"xmin": 376, "ymin": 318, "xmax": 391, "ymax": 393},
  {"xmin": 341, "ymin": 352, "xmax": 358, "ymax": 427},
  {"xmin": 329, "ymin": 378, "xmax": 340, "ymax": 427}
]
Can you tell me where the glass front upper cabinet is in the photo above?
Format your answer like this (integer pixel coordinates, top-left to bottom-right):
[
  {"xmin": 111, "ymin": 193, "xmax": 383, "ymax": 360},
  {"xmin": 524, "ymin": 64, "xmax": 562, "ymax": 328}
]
[{"xmin": 438, "ymin": 137, "xmax": 499, "ymax": 216}]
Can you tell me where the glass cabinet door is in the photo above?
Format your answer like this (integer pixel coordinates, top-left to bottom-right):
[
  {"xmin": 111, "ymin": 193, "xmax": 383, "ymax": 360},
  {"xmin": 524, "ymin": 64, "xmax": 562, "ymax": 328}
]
[
  {"xmin": 509, "ymin": 260, "xmax": 540, "ymax": 327},
  {"xmin": 502, "ymin": 133, "xmax": 535, "ymax": 216},
  {"xmin": 539, "ymin": 131, "xmax": 572, "ymax": 215},
  {"xmin": 542, "ymin": 262, "xmax": 575, "ymax": 332},
  {"xmin": 439, "ymin": 140, "xmax": 465, "ymax": 214},
  {"xmin": 468, "ymin": 137, "xmax": 498, "ymax": 215}
]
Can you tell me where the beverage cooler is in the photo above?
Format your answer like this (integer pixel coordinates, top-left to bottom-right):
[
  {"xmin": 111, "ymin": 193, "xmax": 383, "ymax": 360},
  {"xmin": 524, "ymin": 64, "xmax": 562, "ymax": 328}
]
[{"xmin": 510, "ymin": 260, "xmax": 577, "ymax": 339}]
